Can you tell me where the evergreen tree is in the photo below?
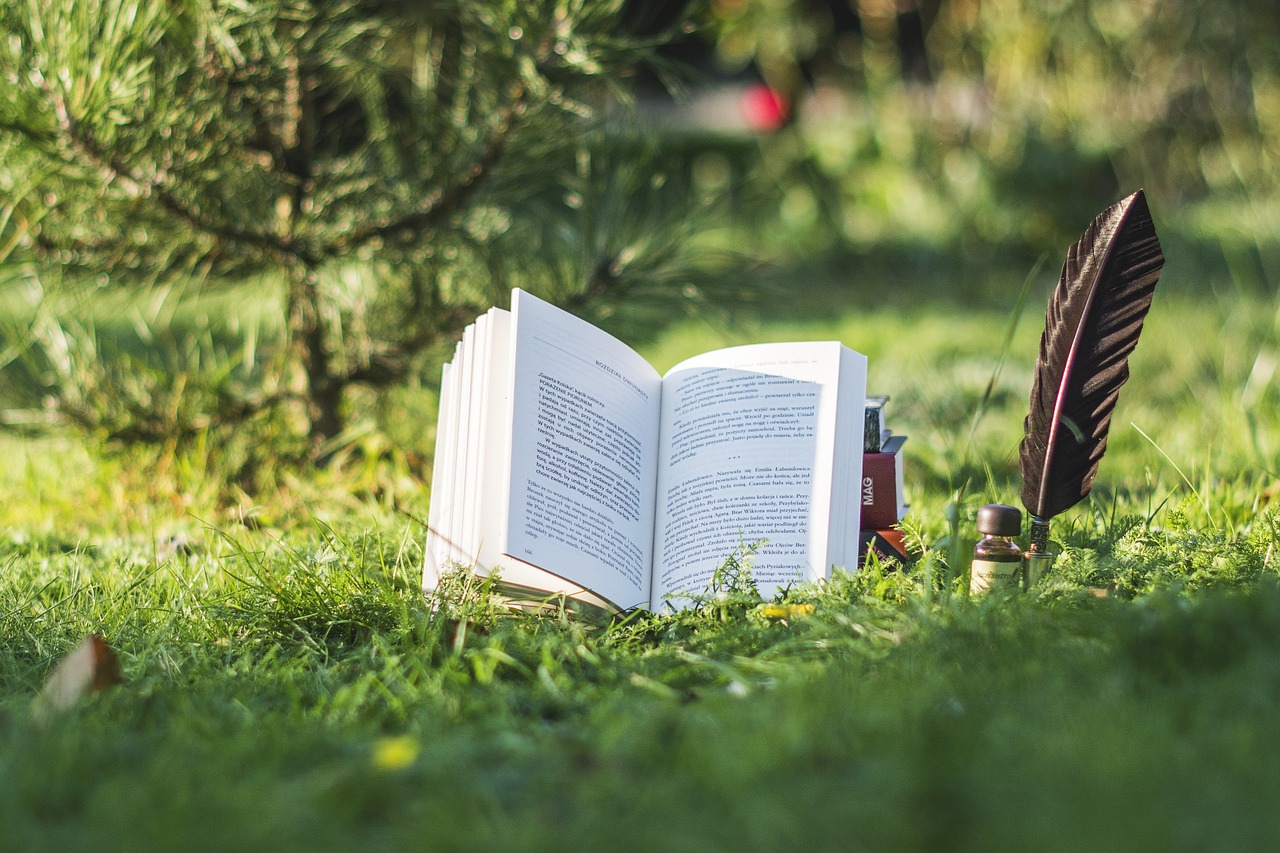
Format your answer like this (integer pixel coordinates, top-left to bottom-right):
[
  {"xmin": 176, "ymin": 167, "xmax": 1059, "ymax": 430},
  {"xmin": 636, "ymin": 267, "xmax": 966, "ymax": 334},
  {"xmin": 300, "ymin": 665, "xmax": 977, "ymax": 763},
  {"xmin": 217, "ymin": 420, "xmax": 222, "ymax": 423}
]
[{"xmin": 0, "ymin": 0, "xmax": 713, "ymax": 453}]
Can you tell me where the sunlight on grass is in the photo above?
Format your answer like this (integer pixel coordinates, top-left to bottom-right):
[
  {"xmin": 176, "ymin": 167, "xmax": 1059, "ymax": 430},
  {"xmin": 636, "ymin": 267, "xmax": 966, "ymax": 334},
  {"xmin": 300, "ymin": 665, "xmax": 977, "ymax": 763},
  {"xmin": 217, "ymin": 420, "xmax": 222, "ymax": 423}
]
[{"xmin": 4, "ymin": 255, "xmax": 1280, "ymax": 852}]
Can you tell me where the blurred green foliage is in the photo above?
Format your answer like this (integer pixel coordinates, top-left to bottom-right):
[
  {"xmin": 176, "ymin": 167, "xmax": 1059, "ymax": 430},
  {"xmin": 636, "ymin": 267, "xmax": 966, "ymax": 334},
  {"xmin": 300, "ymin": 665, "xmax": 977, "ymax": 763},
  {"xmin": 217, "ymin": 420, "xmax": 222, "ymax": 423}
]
[
  {"xmin": 0, "ymin": 0, "xmax": 733, "ymax": 458},
  {"xmin": 3, "ymin": 0, "xmax": 1279, "ymax": 482},
  {"xmin": 699, "ymin": 0, "xmax": 1280, "ymax": 263}
]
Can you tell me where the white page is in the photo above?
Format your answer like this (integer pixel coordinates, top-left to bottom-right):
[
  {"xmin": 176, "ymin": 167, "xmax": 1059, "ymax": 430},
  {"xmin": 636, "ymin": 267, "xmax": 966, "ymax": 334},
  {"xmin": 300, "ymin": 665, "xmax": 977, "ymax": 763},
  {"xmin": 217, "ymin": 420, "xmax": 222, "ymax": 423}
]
[
  {"xmin": 824, "ymin": 346, "xmax": 868, "ymax": 572},
  {"xmin": 473, "ymin": 308, "xmax": 513, "ymax": 572},
  {"xmin": 441, "ymin": 339, "xmax": 467, "ymax": 567},
  {"xmin": 651, "ymin": 342, "xmax": 866, "ymax": 609},
  {"xmin": 450, "ymin": 325, "xmax": 478, "ymax": 569},
  {"xmin": 423, "ymin": 360, "xmax": 456, "ymax": 587},
  {"xmin": 457, "ymin": 306, "xmax": 597, "ymax": 597},
  {"xmin": 422, "ymin": 298, "xmax": 645, "ymax": 612},
  {"xmin": 461, "ymin": 316, "xmax": 491, "ymax": 567},
  {"xmin": 503, "ymin": 290, "xmax": 663, "ymax": 610}
]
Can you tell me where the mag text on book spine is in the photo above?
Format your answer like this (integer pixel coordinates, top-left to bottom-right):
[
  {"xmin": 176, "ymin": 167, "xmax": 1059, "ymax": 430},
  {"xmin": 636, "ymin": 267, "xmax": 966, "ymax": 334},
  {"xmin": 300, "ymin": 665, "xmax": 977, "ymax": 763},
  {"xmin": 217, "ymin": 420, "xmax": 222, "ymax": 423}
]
[{"xmin": 860, "ymin": 435, "xmax": 907, "ymax": 530}]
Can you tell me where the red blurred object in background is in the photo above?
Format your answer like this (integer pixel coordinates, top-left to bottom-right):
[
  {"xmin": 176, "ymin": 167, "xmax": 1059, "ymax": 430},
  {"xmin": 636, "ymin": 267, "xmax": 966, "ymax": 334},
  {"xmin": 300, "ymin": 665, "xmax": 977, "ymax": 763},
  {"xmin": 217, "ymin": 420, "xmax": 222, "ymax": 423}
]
[{"xmin": 740, "ymin": 84, "xmax": 790, "ymax": 132}]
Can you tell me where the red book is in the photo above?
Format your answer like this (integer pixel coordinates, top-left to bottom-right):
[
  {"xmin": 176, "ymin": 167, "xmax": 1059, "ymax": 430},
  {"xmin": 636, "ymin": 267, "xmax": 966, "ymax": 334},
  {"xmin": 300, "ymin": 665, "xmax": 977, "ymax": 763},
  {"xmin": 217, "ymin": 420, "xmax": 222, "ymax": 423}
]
[{"xmin": 860, "ymin": 435, "xmax": 907, "ymax": 530}]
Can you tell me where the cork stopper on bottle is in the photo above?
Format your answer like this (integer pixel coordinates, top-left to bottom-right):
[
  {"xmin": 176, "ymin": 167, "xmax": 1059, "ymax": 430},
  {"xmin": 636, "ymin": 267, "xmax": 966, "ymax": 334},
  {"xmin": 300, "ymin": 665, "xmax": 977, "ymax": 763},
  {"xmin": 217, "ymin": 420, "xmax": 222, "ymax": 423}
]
[{"xmin": 976, "ymin": 504, "xmax": 1022, "ymax": 537}]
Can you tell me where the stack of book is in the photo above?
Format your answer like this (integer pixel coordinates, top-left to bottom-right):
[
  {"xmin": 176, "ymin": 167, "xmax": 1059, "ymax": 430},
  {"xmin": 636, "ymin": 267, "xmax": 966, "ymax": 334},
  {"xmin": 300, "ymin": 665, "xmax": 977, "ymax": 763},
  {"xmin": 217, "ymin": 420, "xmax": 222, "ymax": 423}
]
[{"xmin": 858, "ymin": 395, "xmax": 909, "ymax": 565}]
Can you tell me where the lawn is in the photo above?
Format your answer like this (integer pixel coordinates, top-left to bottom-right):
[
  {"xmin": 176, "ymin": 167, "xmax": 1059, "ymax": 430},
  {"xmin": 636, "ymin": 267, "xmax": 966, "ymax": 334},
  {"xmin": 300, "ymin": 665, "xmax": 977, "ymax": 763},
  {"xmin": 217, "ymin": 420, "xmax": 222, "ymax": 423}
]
[{"xmin": 3, "ymin": 245, "xmax": 1280, "ymax": 851}]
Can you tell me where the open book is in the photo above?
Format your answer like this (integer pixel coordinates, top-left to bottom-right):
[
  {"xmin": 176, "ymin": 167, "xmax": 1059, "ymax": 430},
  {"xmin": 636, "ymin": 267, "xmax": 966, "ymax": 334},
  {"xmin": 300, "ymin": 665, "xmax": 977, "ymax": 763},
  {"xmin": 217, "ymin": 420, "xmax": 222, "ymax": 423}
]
[{"xmin": 425, "ymin": 290, "xmax": 868, "ymax": 612}]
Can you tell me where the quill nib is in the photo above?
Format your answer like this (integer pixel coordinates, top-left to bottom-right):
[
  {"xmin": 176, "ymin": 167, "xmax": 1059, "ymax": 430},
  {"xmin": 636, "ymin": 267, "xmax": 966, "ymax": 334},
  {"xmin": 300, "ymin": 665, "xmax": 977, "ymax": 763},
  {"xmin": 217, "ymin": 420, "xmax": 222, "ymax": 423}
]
[{"xmin": 1019, "ymin": 190, "xmax": 1165, "ymax": 558}]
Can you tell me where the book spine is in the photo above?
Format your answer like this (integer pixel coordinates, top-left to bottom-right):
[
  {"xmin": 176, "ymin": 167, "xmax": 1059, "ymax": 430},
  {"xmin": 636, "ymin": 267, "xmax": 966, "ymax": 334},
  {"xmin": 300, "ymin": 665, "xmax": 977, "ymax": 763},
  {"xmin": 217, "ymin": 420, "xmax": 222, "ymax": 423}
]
[{"xmin": 860, "ymin": 448, "xmax": 906, "ymax": 530}]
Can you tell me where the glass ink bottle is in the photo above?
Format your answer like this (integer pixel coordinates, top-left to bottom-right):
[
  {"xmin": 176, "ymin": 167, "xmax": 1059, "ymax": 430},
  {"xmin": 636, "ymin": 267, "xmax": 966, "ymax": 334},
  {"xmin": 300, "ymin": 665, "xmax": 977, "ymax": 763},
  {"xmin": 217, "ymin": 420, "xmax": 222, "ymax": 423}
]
[{"xmin": 970, "ymin": 504, "xmax": 1023, "ymax": 595}]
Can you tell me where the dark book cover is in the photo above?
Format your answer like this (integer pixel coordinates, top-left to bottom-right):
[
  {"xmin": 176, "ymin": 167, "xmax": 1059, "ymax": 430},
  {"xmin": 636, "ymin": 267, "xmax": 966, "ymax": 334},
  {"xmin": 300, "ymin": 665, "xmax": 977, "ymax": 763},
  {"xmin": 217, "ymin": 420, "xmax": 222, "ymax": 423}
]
[{"xmin": 858, "ymin": 528, "xmax": 908, "ymax": 565}]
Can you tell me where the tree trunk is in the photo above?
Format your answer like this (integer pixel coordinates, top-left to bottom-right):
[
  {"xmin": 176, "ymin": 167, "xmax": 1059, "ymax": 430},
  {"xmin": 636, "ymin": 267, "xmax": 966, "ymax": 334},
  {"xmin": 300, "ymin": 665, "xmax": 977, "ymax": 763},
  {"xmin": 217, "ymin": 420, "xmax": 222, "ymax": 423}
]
[
  {"xmin": 304, "ymin": 326, "xmax": 345, "ymax": 450},
  {"xmin": 286, "ymin": 261, "xmax": 345, "ymax": 452},
  {"xmin": 280, "ymin": 30, "xmax": 343, "ymax": 453}
]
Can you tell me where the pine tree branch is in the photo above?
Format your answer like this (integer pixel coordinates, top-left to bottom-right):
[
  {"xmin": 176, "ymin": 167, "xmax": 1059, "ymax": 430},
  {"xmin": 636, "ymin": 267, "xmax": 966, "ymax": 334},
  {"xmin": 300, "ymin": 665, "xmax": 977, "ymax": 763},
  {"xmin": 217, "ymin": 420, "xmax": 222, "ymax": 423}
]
[
  {"xmin": 342, "ymin": 302, "xmax": 478, "ymax": 387},
  {"xmin": 0, "ymin": 117, "xmax": 57, "ymax": 149},
  {"xmin": 48, "ymin": 90, "xmax": 318, "ymax": 266},
  {"xmin": 53, "ymin": 385, "xmax": 304, "ymax": 445},
  {"xmin": 325, "ymin": 81, "xmax": 529, "ymax": 256}
]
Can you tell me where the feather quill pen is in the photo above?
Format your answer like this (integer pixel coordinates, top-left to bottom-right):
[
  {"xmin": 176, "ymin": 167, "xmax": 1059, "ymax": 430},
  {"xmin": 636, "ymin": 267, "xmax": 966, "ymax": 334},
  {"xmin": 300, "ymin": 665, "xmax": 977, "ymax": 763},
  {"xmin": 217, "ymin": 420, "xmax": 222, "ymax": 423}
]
[{"xmin": 1019, "ymin": 189, "xmax": 1165, "ymax": 555}]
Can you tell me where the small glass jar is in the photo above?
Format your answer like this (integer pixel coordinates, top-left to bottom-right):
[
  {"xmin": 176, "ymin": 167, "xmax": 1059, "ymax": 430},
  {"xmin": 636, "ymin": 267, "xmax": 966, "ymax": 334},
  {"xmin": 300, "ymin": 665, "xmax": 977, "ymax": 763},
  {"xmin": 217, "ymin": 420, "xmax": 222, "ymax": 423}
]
[{"xmin": 970, "ymin": 504, "xmax": 1023, "ymax": 595}]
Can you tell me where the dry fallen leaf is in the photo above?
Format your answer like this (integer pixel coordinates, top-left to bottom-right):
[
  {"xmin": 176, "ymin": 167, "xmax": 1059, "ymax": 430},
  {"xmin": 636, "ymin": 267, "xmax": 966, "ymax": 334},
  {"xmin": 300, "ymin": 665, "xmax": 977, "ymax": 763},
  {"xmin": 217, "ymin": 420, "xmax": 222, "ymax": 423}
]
[{"xmin": 35, "ymin": 634, "xmax": 123, "ymax": 717}]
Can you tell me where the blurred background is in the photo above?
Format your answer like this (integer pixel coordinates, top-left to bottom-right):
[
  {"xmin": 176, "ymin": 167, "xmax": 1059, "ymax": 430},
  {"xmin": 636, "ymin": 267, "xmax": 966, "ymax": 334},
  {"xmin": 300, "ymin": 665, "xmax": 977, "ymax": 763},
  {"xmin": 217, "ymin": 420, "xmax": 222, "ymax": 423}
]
[
  {"xmin": 632, "ymin": 0, "xmax": 1277, "ymax": 288},
  {"xmin": 1, "ymin": 0, "xmax": 1276, "ymax": 512}
]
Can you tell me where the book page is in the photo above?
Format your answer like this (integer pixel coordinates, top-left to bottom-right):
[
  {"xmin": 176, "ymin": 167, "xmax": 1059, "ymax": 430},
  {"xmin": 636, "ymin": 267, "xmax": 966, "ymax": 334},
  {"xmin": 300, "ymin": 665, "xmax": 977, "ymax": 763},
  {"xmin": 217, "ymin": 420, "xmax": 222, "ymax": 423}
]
[
  {"xmin": 423, "ymin": 359, "xmax": 457, "ymax": 585},
  {"xmin": 652, "ymin": 342, "xmax": 866, "ymax": 609},
  {"xmin": 473, "ymin": 309, "xmax": 512, "ymax": 571},
  {"xmin": 442, "ymin": 338, "xmax": 470, "ymax": 567},
  {"xmin": 470, "ymin": 308, "xmax": 600, "ymax": 597},
  {"xmin": 503, "ymin": 290, "xmax": 663, "ymax": 610},
  {"xmin": 424, "ymin": 306, "xmax": 620, "ymax": 612},
  {"xmin": 461, "ymin": 315, "xmax": 491, "ymax": 566}
]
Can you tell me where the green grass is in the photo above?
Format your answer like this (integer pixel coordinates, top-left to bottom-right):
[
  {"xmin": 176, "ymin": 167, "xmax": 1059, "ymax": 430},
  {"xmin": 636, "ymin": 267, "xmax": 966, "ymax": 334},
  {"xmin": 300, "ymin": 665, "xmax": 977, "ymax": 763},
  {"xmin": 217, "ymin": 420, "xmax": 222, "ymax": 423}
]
[{"xmin": 4, "ymin": 264, "xmax": 1280, "ymax": 851}]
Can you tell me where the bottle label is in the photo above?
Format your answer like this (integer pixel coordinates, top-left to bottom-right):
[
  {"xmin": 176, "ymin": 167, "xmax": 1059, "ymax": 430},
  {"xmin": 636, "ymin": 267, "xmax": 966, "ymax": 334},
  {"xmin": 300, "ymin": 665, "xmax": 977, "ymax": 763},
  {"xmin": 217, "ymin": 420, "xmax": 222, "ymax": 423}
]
[{"xmin": 970, "ymin": 558, "xmax": 1022, "ymax": 595}]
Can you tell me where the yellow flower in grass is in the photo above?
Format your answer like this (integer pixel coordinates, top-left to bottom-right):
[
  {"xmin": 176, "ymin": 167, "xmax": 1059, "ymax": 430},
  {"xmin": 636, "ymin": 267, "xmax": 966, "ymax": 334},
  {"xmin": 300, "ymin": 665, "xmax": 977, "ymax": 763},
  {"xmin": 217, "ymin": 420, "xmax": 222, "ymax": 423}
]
[
  {"xmin": 372, "ymin": 735, "xmax": 420, "ymax": 771},
  {"xmin": 760, "ymin": 603, "xmax": 815, "ymax": 620}
]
